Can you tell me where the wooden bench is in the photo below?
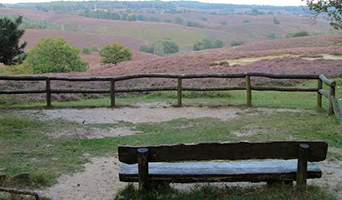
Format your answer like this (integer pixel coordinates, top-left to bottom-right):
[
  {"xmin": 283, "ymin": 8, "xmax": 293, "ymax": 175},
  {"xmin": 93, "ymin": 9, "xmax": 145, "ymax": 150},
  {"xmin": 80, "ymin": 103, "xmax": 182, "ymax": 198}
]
[{"xmin": 118, "ymin": 141, "xmax": 327, "ymax": 191}]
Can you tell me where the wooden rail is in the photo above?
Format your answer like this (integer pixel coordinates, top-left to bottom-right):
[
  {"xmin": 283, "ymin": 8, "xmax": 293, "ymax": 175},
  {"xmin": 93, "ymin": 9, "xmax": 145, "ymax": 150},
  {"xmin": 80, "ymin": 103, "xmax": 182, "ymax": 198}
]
[{"xmin": 0, "ymin": 73, "xmax": 341, "ymax": 122}]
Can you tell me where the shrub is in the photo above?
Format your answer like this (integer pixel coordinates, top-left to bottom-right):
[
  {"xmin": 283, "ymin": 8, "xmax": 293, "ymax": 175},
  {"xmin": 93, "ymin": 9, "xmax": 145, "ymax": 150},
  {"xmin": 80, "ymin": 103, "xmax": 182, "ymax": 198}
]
[
  {"xmin": 267, "ymin": 32, "xmax": 276, "ymax": 39},
  {"xmin": 231, "ymin": 40, "xmax": 245, "ymax": 47},
  {"xmin": 220, "ymin": 21, "xmax": 228, "ymax": 25},
  {"xmin": 273, "ymin": 17, "xmax": 280, "ymax": 25},
  {"xmin": 242, "ymin": 19, "xmax": 250, "ymax": 23},
  {"xmin": 193, "ymin": 38, "xmax": 224, "ymax": 51},
  {"xmin": 82, "ymin": 47, "xmax": 91, "ymax": 54},
  {"xmin": 186, "ymin": 21, "xmax": 203, "ymax": 28},
  {"xmin": 25, "ymin": 37, "xmax": 88, "ymax": 74},
  {"xmin": 140, "ymin": 41, "xmax": 179, "ymax": 55},
  {"xmin": 100, "ymin": 42, "xmax": 132, "ymax": 65},
  {"xmin": 175, "ymin": 17, "xmax": 183, "ymax": 25},
  {"xmin": 286, "ymin": 30, "xmax": 310, "ymax": 38},
  {"xmin": 202, "ymin": 17, "xmax": 208, "ymax": 21},
  {"xmin": 90, "ymin": 45, "xmax": 100, "ymax": 52}
]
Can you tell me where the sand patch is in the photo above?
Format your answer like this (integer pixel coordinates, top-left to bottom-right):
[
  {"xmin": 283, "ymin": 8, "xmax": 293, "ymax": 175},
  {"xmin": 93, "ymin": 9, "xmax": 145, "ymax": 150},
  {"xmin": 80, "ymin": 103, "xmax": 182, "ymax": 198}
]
[
  {"xmin": 40, "ymin": 157, "xmax": 125, "ymax": 200},
  {"xmin": 21, "ymin": 102, "xmax": 308, "ymax": 125},
  {"xmin": 46, "ymin": 127, "xmax": 141, "ymax": 139}
]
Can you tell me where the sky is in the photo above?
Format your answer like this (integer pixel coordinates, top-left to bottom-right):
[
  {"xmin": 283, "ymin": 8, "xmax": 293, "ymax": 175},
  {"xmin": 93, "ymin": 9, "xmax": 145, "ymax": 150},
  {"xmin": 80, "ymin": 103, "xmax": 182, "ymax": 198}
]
[{"xmin": 2, "ymin": 0, "xmax": 307, "ymax": 7}]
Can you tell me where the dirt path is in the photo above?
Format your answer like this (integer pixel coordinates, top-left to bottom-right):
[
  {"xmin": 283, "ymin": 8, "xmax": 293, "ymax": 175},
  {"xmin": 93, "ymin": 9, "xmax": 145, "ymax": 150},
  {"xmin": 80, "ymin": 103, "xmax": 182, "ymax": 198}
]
[
  {"xmin": 40, "ymin": 157, "xmax": 126, "ymax": 200},
  {"xmin": 23, "ymin": 102, "xmax": 307, "ymax": 124}
]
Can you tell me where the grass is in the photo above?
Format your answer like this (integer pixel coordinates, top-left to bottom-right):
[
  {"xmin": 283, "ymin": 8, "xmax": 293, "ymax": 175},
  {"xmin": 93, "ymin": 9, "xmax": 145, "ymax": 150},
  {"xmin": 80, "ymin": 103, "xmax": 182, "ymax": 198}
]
[
  {"xmin": 116, "ymin": 184, "xmax": 336, "ymax": 200},
  {"xmin": 0, "ymin": 79, "xmax": 341, "ymax": 199}
]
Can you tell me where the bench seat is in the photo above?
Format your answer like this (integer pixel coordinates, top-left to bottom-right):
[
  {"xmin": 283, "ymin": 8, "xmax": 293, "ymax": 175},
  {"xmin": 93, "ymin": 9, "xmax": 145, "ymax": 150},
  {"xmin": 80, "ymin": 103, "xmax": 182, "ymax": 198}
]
[{"xmin": 120, "ymin": 160, "xmax": 322, "ymax": 183}]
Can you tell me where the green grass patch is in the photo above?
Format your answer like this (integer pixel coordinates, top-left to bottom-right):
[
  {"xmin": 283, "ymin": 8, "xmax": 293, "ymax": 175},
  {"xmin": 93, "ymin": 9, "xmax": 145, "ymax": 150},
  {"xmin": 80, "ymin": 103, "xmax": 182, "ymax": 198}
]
[{"xmin": 116, "ymin": 184, "xmax": 336, "ymax": 200}]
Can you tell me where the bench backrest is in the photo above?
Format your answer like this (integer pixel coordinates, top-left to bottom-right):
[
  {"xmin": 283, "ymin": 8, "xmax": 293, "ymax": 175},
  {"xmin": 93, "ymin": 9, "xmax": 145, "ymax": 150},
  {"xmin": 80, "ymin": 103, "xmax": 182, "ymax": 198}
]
[{"xmin": 118, "ymin": 141, "xmax": 328, "ymax": 164}]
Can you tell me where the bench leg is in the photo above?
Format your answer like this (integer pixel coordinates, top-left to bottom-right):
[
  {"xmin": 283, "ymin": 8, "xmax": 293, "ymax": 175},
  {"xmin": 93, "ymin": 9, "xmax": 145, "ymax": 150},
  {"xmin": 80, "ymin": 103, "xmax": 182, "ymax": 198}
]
[
  {"xmin": 137, "ymin": 148, "xmax": 149, "ymax": 191},
  {"xmin": 297, "ymin": 143, "xmax": 309, "ymax": 190}
]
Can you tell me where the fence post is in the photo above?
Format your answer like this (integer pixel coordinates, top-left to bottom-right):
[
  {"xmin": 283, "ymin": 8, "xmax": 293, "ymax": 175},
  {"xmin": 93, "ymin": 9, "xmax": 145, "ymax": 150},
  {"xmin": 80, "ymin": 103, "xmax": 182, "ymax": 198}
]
[
  {"xmin": 110, "ymin": 80, "xmax": 115, "ymax": 108},
  {"xmin": 137, "ymin": 148, "xmax": 149, "ymax": 191},
  {"xmin": 46, "ymin": 78, "xmax": 51, "ymax": 107},
  {"xmin": 246, "ymin": 75, "xmax": 252, "ymax": 107},
  {"xmin": 297, "ymin": 143, "xmax": 309, "ymax": 190},
  {"xmin": 329, "ymin": 84, "xmax": 335, "ymax": 116},
  {"xmin": 317, "ymin": 78, "xmax": 322, "ymax": 108},
  {"xmin": 177, "ymin": 78, "xmax": 182, "ymax": 107}
]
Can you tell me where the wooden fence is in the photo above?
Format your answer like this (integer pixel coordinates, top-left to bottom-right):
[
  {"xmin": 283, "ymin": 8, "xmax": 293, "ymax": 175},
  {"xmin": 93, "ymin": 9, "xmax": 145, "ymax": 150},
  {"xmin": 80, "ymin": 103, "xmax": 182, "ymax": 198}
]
[{"xmin": 0, "ymin": 73, "xmax": 341, "ymax": 123}]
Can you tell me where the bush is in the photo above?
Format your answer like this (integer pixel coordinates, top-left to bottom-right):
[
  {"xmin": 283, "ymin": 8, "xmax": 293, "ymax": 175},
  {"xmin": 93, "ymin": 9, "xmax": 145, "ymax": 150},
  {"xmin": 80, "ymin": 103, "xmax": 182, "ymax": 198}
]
[
  {"xmin": 175, "ymin": 17, "xmax": 183, "ymax": 25},
  {"xmin": 26, "ymin": 37, "xmax": 88, "ymax": 74},
  {"xmin": 100, "ymin": 42, "xmax": 132, "ymax": 65},
  {"xmin": 90, "ymin": 45, "xmax": 100, "ymax": 52},
  {"xmin": 140, "ymin": 41, "xmax": 179, "ymax": 55},
  {"xmin": 273, "ymin": 17, "xmax": 280, "ymax": 25},
  {"xmin": 0, "ymin": 62, "xmax": 33, "ymax": 75},
  {"xmin": 231, "ymin": 40, "xmax": 245, "ymax": 47},
  {"xmin": 220, "ymin": 21, "xmax": 228, "ymax": 25},
  {"xmin": 267, "ymin": 32, "xmax": 276, "ymax": 39},
  {"xmin": 202, "ymin": 17, "xmax": 208, "ymax": 21},
  {"xmin": 193, "ymin": 38, "xmax": 224, "ymax": 51},
  {"xmin": 82, "ymin": 47, "xmax": 92, "ymax": 54},
  {"xmin": 186, "ymin": 21, "xmax": 203, "ymax": 28},
  {"xmin": 242, "ymin": 19, "xmax": 250, "ymax": 23},
  {"xmin": 286, "ymin": 30, "xmax": 310, "ymax": 38}
]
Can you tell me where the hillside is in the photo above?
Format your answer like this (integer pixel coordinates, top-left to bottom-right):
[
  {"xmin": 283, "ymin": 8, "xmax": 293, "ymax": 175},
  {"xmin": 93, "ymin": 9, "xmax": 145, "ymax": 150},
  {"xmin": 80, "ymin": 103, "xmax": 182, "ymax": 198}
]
[{"xmin": 1, "ymin": 6, "xmax": 339, "ymax": 53}]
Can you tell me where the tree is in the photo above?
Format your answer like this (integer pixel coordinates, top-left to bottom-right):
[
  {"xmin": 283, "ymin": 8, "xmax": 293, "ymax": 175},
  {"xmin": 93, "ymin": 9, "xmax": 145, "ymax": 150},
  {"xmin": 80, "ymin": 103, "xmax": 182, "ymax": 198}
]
[
  {"xmin": 0, "ymin": 15, "xmax": 27, "ymax": 65},
  {"xmin": 273, "ymin": 17, "xmax": 280, "ymax": 25},
  {"xmin": 100, "ymin": 42, "xmax": 132, "ymax": 65},
  {"xmin": 303, "ymin": 0, "xmax": 341, "ymax": 30},
  {"xmin": 25, "ymin": 37, "xmax": 88, "ymax": 74},
  {"xmin": 153, "ymin": 42, "xmax": 165, "ymax": 56},
  {"xmin": 162, "ymin": 41, "xmax": 179, "ymax": 54},
  {"xmin": 175, "ymin": 17, "xmax": 183, "ymax": 25}
]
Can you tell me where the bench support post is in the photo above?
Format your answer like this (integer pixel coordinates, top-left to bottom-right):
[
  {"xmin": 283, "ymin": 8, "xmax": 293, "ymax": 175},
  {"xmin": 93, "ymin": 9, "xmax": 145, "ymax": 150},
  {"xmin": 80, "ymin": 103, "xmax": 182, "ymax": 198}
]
[
  {"xmin": 297, "ymin": 143, "xmax": 309, "ymax": 190},
  {"xmin": 110, "ymin": 80, "xmax": 115, "ymax": 108},
  {"xmin": 137, "ymin": 148, "xmax": 149, "ymax": 191}
]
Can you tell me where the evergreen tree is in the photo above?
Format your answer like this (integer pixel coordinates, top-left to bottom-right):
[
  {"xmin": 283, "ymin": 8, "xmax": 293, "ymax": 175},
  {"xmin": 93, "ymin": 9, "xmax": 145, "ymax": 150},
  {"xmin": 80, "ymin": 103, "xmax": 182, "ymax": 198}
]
[{"xmin": 0, "ymin": 16, "xmax": 27, "ymax": 65}]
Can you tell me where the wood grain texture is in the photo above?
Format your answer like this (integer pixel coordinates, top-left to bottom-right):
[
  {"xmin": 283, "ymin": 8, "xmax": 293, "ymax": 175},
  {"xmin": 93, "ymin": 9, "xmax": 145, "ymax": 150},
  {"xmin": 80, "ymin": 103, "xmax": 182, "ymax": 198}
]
[
  {"xmin": 119, "ymin": 160, "xmax": 322, "ymax": 183},
  {"xmin": 118, "ymin": 141, "xmax": 328, "ymax": 164}
]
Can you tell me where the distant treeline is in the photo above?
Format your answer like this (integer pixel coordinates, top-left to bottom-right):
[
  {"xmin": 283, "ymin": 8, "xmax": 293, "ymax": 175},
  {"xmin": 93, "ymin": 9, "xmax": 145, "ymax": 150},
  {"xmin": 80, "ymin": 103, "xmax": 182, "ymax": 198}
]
[{"xmin": 10, "ymin": 1, "xmax": 307, "ymax": 14}]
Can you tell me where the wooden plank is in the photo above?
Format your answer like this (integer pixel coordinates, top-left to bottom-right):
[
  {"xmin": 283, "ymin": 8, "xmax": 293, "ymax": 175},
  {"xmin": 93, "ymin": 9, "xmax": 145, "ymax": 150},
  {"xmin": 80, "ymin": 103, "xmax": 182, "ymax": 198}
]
[
  {"xmin": 332, "ymin": 96, "xmax": 342, "ymax": 123},
  {"xmin": 116, "ymin": 87, "xmax": 176, "ymax": 93},
  {"xmin": 318, "ymin": 89, "xmax": 329, "ymax": 99},
  {"xmin": 183, "ymin": 87, "xmax": 245, "ymax": 91},
  {"xmin": 252, "ymin": 87, "xmax": 317, "ymax": 92},
  {"xmin": 0, "ymin": 90, "xmax": 46, "ymax": 94},
  {"xmin": 319, "ymin": 74, "xmax": 336, "ymax": 87},
  {"xmin": 118, "ymin": 141, "xmax": 328, "ymax": 164},
  {"xmin": 119, "ymin": 160, "xmax": 322, "ymax": 183},
  {"xmin": 51, "ymin": 90, "xmax": 110, "ymax": 94}
]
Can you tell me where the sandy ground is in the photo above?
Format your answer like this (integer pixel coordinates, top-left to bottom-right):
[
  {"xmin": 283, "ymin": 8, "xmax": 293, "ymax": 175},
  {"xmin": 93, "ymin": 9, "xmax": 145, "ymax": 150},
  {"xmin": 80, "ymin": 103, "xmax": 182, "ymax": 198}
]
[
  {"xmin": 40, "ymin": 157, "xmax": 126, "ymax": 200},
  {"xmin": 23, "ymin": 102, "xmax": 307, "ymax": 125},
  {"xmin": 12, "ymin": 103, "xmax": 338, "ymax": 199}
]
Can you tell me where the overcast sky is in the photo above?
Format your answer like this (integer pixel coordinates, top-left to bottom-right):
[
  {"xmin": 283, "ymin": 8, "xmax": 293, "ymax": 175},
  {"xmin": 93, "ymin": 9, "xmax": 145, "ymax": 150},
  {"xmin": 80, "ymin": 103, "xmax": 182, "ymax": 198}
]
[{"xmin": 2, "ymin": 0, "xmax": 307, "ymax": 7}]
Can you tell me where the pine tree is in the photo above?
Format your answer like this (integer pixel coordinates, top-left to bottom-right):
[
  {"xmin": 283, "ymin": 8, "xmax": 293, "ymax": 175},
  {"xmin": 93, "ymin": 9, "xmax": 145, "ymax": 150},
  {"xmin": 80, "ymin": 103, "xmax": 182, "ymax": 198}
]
[{"xmin": 0, "ymin": 16, "xmax": 27, "ymax": 65}]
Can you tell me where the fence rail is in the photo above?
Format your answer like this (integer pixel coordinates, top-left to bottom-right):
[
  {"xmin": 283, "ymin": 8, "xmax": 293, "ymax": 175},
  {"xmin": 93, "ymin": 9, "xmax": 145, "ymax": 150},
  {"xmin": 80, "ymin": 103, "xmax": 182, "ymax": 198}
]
[{"xmin": 0, "ymin": 73, "xmax": 341, "ymax": 123}]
